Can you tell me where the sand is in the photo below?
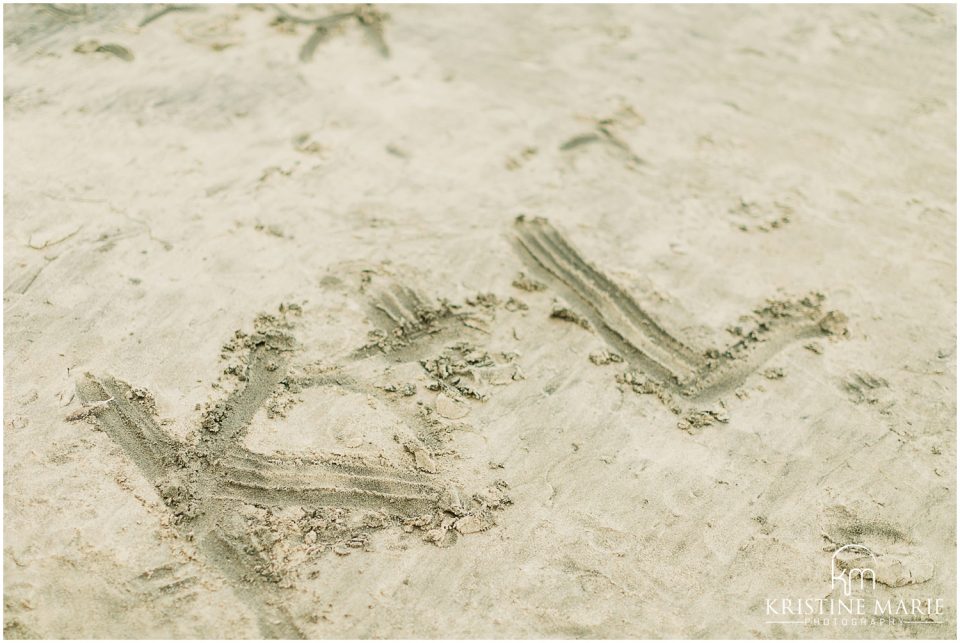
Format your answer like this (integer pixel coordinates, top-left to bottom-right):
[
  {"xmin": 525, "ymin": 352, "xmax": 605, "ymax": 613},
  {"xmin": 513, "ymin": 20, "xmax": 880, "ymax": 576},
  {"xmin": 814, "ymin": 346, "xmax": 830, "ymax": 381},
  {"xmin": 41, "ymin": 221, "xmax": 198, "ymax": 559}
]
[{"xmin": 3, "ymin": 3, "xmax": 956, "ymax": 639}]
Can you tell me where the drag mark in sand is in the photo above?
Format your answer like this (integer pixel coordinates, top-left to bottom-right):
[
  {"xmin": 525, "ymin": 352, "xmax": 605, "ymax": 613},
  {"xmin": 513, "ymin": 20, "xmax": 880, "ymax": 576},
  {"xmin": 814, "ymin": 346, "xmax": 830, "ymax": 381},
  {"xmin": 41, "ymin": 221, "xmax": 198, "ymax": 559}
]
[
  {"xmin": 73, "ymin": 311, "xmax": 505, "ymax": 638},
  {"xmin": 354, "ymin": 280, "xmax": 493, "ymax": 358},
  {"xmin": 512, "ymin": 216, "xmax": 847, "ymax": 422}
]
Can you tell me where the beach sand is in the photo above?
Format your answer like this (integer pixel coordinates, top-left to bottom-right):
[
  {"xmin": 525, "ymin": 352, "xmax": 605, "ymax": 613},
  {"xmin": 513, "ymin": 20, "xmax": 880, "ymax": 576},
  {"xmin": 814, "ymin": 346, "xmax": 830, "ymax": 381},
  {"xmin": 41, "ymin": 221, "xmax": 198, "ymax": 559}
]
[{"xmin": 3, "ymin": 4, "xmax": 956, "ymax": 638}]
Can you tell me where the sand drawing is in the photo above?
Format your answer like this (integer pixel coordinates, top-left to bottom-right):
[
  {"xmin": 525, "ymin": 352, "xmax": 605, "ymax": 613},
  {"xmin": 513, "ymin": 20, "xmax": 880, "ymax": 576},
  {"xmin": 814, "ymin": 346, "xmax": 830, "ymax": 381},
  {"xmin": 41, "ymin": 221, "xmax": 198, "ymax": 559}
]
[
  {"xmin": 512, "ymin": 216, "xmax": 848, "ymax": 425},
  {"xmin": 354, "ymin": 281, "xmax": 467, "ymax": 357},
  {"xmin": 74, "ymin": 308, "xmax": 508, "ymax": 638},
  {"xmin": 6, "ymin": 4, "xmax": 953, "ymax": 638},
  {"xmin": 66, "ymin": 211, "xmax": 852, "ymax": 634}
]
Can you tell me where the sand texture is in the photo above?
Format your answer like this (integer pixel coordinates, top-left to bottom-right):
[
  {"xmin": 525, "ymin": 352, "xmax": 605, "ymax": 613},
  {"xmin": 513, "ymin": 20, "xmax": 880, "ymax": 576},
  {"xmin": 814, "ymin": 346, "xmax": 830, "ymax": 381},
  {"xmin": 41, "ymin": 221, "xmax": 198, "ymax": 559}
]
[{"xmin": 3, "ymin": 3, "xmax": 956, "ymax": 639}]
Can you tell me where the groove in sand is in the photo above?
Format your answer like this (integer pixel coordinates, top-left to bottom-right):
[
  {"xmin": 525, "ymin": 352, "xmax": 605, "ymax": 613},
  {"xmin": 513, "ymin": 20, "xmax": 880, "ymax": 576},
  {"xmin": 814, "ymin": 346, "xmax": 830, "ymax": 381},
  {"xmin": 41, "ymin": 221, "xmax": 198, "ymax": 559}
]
[
  {"xmin": 75, "ymin": 319, "xmax": 485, "ymax": 638},
  {"xmin": 512, "ymin": 215, "xmax": 846, "ymax": 401}
]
